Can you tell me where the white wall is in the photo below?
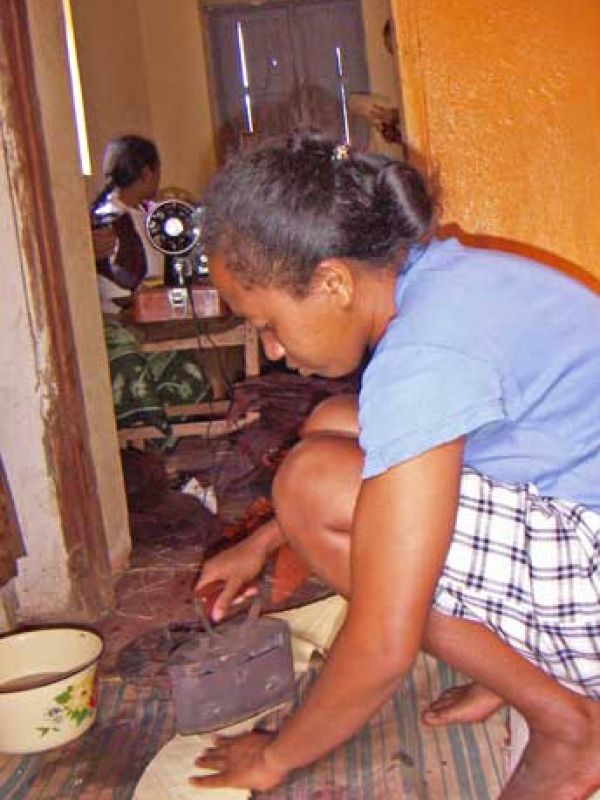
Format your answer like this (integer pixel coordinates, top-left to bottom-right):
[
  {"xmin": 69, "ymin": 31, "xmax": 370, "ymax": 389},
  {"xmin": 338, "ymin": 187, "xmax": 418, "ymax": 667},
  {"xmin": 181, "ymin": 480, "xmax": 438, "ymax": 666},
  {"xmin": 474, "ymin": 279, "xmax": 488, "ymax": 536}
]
[
  {"xmin": 72, "ymin": 0, "xmax": 217, "ymax": 201},
  {"xmin": 0, "ymin": 0, "xmax": 132, "ymax": 629},
  {"xmin": 70, "ymin": 0, "xmax": 153, "ymax": 198},
  {"xmin": 138, "ymin": 0, "xmax": 217, "ymax": 198},
  {"xmin": 0, "ymin": 122, "xmax": 71, "ymax": 621}
]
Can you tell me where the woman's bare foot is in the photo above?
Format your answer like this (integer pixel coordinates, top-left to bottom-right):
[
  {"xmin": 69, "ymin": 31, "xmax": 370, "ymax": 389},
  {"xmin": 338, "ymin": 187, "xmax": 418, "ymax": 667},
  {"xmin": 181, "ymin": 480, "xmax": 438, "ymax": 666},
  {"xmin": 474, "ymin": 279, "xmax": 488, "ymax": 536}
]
[
  {"xmin": 500, "ymin": 698, "xmax": 600, "ymax": 799},
  {"xmin": 422, "ymin": 682, "xmax": 505, "ymax": 726}
]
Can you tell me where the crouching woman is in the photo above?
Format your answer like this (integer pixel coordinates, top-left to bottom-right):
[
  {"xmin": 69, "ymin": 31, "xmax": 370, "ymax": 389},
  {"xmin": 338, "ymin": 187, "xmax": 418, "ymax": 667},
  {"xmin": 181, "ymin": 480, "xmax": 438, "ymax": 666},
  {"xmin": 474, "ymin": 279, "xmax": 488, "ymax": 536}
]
[{"xmin": 194, "ymin": 133, "xmax": 600, "ymax": 799}]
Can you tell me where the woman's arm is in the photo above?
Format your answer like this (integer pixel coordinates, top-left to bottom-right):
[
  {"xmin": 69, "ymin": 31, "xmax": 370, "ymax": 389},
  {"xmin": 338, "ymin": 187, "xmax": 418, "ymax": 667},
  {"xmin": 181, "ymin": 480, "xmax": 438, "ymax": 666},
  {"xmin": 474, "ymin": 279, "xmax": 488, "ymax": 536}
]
[
  {"xmin": 93, "ymin": 214, "xmax": 147, "ymax": 290},
  {"xmin": 192, "ymin": 437, "xmax": 465, "ymax": 789}
]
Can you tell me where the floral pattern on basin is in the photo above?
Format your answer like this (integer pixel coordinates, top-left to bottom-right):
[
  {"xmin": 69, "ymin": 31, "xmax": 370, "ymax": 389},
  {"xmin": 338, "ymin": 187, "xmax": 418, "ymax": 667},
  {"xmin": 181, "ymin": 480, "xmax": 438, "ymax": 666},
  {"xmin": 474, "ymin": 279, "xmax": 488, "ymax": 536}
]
[{"xmin": 37, "ymin": 674, "xmax": 97, "ymax": 737}]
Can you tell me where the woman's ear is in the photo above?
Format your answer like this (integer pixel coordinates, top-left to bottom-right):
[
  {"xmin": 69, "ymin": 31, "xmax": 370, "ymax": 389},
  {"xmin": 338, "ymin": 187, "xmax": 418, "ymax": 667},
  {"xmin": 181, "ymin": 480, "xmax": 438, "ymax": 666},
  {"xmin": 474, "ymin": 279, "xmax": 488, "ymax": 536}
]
[{"xmin": 311, "ymin": 259, "xmax": 354, "ymax": 308}]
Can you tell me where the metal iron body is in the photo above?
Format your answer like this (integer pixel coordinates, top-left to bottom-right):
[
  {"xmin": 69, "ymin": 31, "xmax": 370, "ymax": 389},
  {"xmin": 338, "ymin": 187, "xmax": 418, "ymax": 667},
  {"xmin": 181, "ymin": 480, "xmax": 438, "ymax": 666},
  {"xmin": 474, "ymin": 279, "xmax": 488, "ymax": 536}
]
[{"xmin": 168, "ymin": 606, "xmax": 295, "ymax": 734}]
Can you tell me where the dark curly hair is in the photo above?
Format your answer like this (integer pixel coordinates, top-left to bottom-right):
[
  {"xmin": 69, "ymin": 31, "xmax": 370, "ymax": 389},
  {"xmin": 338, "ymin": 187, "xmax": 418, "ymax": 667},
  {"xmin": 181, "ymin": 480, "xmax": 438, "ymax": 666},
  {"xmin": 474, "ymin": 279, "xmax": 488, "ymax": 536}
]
[{"xmin": 201, "ymin": 132, "xmax": 437, "ymax": 297}]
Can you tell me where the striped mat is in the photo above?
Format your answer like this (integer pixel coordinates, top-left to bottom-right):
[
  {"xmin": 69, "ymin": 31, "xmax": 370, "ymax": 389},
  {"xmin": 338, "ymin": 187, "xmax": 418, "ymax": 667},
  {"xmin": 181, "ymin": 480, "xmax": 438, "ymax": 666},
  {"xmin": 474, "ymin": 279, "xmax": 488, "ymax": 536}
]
[
  {"xmin": 257, "ymin": 654, "xmax": 507, "ymax": 800},
  {"xmin": 0, "ymin": 652, "xmax": 506, "ymax": 799}
]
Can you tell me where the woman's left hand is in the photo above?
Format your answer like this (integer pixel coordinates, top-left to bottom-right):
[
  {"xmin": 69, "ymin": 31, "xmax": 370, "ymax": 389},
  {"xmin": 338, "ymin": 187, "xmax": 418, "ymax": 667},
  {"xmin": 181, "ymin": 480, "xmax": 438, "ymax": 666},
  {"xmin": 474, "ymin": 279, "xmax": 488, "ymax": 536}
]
[{"xmin": 189, "ymin": 731, "xmax": 287, "ymax": 792}]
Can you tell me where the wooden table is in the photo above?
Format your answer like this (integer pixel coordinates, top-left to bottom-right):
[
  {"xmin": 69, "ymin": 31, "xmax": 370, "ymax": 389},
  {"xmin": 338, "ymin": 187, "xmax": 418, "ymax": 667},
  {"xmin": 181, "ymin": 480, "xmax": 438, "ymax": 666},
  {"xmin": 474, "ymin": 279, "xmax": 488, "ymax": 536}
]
[{"xmin": 117, "ymin": 293, "xmax": 260, "ymax": 446}]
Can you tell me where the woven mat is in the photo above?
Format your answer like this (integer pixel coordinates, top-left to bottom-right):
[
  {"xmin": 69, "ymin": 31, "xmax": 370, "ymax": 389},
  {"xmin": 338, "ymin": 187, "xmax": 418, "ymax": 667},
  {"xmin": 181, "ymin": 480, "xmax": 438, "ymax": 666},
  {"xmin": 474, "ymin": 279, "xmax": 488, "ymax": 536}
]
[
  {"xmin": 263, "ymin": 653, "xmax": 507, "ymax": 800},
  {"xmin": 0, "ymin": 640, "xmax": 506, "ymax": 800},
  {"xmin": 134, "ymin": 653, "xmax": 507, "ymax": 800}
]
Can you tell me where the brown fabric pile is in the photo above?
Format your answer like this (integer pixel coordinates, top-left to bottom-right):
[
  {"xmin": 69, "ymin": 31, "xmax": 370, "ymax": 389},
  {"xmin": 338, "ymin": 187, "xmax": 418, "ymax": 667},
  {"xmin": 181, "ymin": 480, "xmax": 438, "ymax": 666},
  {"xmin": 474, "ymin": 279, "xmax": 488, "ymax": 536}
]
[{"xmin": 214, "ymin": 370, "xmax": 358, "ymax": 496}]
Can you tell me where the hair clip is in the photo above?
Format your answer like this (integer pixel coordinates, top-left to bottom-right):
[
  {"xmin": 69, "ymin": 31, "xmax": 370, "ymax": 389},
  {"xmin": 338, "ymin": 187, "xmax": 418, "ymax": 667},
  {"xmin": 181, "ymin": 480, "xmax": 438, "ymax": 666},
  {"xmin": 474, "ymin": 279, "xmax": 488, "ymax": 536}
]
[{"xmin": 332, "ymin": 143, "xmax": 350, "ymax": 161}]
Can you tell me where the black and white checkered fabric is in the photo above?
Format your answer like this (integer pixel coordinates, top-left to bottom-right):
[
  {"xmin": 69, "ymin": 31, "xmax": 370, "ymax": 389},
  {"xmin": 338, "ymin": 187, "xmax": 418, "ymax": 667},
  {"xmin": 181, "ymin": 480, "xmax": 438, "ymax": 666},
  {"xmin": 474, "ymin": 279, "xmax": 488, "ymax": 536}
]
[{"xmin": 434, "ymin": 468, "xmax": 600, "ymax": 698}]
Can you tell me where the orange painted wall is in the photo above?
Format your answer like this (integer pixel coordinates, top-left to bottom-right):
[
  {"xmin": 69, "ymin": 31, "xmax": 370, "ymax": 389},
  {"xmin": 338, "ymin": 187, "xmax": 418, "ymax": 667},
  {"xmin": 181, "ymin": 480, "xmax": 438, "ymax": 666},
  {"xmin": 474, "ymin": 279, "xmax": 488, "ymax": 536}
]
[{"xmin": 393, "ymin": 0, "xmax": 600, "ymax": 284}]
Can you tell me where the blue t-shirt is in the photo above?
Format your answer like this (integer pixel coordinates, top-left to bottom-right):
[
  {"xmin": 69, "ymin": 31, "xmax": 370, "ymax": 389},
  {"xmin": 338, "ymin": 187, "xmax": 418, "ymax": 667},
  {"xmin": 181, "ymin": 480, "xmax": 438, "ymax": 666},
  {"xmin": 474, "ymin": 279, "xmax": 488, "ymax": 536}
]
[{"xmin": 359, "ymin": 237, "xmax": 600, "ymax": 511}]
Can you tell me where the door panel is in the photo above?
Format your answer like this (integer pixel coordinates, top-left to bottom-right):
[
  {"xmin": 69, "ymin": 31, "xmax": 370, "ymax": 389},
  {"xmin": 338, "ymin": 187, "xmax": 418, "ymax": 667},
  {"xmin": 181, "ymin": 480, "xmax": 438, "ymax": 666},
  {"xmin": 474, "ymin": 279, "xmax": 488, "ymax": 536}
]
[
  {"xmin": 239, "ymin": 6, "xmax": 300, "ymax": 137},
  {"xmin": 292, "ymin": 0, "xmax": 369, "ymax": 144},
  {"xmin": 205, "ymin": 0, "xmax": 370, "ymax": 159}
]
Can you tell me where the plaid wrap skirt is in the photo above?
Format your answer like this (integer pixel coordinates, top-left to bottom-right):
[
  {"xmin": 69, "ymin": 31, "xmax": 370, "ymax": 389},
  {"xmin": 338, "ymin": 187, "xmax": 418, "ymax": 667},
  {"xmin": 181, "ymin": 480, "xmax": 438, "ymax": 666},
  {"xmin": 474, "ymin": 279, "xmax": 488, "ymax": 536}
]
[{"xmin": 434, "ymin": 468, "xmax": 600, "ymax": 698}]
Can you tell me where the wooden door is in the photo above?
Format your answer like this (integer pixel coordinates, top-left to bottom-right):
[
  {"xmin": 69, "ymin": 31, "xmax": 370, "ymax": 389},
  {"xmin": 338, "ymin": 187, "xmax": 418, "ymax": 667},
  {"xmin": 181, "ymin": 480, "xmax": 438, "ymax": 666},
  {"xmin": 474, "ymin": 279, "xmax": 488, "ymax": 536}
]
[{"xmin": 205, "ymin": 0, "xmax": 370, "ymax": 160}]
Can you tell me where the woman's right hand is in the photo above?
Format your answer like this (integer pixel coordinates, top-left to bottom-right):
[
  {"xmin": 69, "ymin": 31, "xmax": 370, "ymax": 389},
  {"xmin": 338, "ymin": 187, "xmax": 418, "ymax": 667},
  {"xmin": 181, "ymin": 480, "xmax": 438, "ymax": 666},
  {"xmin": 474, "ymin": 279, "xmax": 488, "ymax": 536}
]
[{"xmin": 195, "ymin": 522, "xmax": 280, "ymax": 621}]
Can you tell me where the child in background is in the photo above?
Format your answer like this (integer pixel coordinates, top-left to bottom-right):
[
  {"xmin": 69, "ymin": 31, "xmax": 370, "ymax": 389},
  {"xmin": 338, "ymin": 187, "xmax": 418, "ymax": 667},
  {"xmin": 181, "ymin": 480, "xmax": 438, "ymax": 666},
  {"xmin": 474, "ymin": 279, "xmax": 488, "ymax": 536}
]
[{"xmin": 193, "ymin": 132, "xmax": 600, "ymax": 799}]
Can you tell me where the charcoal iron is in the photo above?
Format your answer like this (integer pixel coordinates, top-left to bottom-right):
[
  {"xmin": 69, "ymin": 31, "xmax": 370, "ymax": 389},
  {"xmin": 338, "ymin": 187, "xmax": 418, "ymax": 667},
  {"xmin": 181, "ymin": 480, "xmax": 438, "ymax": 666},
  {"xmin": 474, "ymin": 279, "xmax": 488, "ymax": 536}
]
[{"xmin": 168, "ymin": 597, "xmax": 295, "ymax": 734}]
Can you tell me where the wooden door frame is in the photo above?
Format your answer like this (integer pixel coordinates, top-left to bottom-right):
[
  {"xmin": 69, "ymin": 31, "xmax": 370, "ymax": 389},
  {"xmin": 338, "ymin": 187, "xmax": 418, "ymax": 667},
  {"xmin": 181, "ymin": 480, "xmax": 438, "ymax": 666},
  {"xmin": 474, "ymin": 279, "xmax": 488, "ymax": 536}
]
[{"xmin": 0, "ymin": 0, "xmax": 113, "ymax": 617}]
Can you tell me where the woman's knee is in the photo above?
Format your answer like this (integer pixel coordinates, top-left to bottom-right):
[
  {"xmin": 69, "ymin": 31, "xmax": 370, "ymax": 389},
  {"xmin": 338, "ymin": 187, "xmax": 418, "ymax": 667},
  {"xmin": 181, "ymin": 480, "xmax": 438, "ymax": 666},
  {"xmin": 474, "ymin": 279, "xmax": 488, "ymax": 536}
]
[
  {"xmin": 300, "ymin": 393, "xmax": 359, "ymax": 438},
  {"xmin": 272, "ymin": 434, "xmax": 363, "ymax": 532}
]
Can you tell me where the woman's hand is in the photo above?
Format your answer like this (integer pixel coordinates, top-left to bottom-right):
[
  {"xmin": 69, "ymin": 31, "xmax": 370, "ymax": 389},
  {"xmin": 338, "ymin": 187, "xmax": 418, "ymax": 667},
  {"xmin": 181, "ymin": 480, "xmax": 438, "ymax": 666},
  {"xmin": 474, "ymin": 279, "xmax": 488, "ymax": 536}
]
[
  {"xmin": 92, "ymin": 225, "xmax": 118, "ymax": 262},
  {"xmin": 195, "ymin": 518, "xmax": 283, "ymax": 621},
  {"xmin": 189, "ymin": 731, "xmax": 287, "ymax": 792}
]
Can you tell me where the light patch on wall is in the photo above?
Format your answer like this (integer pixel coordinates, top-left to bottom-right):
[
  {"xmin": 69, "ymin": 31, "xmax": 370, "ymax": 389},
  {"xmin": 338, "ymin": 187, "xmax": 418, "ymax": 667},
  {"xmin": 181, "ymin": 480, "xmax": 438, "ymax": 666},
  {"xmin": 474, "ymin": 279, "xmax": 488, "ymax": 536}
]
[{"xmin": 61, "ymin": 0, "xmax": 91, "ymax": 176}]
